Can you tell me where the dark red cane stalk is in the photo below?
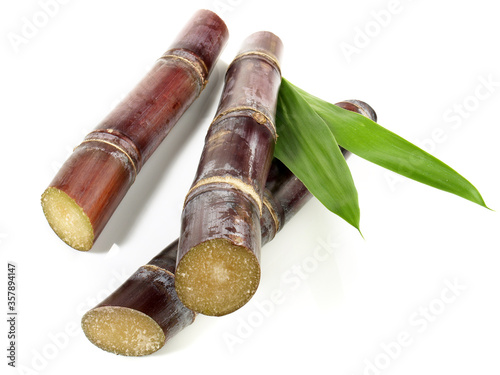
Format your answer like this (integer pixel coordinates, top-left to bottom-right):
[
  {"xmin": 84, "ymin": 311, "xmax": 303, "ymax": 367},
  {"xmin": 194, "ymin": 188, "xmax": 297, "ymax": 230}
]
[
  {"xmin": 41, "ymin": 10, "xmax": 228, "ymax": 251},
  {"xmin": 174, "ymin": 31, "xmax": 284, "ymax": 316}
]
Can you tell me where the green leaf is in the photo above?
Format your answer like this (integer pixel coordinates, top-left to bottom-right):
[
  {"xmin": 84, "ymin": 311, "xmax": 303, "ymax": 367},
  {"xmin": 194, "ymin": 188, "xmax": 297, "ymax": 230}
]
[
  {"xmin": 289, "ymin": 81, "xmax": 488, "ymax": 208},
  {"xmin": 275, "ymin": 78, "xmax": 361, "ymax": 231}
]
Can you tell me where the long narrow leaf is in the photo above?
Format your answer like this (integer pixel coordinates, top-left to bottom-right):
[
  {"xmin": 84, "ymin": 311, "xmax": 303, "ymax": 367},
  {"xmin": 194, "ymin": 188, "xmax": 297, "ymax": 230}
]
[
  {"xmin": 288, "ymin": 80, "xmax": 487, "ymax": 208},
  {"xmin": 275, "ymin": 79, "xmax": 361, "ymax": 231}
]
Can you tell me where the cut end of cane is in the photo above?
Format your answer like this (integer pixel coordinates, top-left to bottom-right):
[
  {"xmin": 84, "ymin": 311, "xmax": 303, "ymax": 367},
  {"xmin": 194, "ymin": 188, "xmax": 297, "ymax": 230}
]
[
  {"xmin": 175, "ymin": 238, "xmax": 261, "ymax": 316},
  {"xmin": 41, "ymin": 187, "xmax": 94, "ymax": 251},
  {"xmin": 81, "ymin": 306, "xmax": 165, "ymax": 356}
]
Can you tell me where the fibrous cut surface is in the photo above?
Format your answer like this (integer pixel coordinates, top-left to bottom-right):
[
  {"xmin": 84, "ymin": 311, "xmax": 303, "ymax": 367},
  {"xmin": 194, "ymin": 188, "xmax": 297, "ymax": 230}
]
[
  {"xmin": 175, "ymin": 238, "xmax": 260, "ymax": 316},
  {"xmin": 81, "ymin": 306, "xmax": 165, "ymax": 356},
  {"xmin": 41, "ymin": 187, "xmax": 94, "ymax": 251}
]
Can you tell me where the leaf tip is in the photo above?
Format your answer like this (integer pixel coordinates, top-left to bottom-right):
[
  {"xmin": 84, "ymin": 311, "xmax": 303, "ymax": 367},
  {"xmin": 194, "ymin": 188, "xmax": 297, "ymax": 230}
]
[
  {"xmin": 467, "ymin": 189, "xmax": 491, "ymax": 211},
  {"xmin": 483, "ymin": 203, "xmax": 494, "ymax": 212}
]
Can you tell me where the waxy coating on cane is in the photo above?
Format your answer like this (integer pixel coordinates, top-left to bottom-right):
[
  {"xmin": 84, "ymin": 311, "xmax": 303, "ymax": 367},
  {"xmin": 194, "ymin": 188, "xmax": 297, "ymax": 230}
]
[
  {"xmin": 175, "ymin": 31, "xmax": 284, "ymax": 317},
  {"xmin": 80, "ymin": 100, "xmax": 377, "ymax": 356},
  {"xmin": 41, "ymin": 10, "xmax": 229, "ymax": 251}
]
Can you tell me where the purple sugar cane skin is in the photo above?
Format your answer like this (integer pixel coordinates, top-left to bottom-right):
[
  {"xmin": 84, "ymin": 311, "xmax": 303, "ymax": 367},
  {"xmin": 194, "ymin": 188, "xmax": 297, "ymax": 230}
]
[
  {"xmin": 41, "ymin": 10, "xmax": 229, "ymax": 251},
  {"xmin": 80, "ymin": 101, "xmax": 376, "ymax": 356},
  {"xmin": 175, "ymin": 31, "xmax": 284, "ymax": 316}
]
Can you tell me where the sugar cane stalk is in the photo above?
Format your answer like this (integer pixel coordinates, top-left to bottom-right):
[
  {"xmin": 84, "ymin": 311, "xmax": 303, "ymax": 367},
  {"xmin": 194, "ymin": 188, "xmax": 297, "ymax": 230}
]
[
  {"xmin": 81, "ymin": 100, "xmax": 376, "ymax": 356},
  {"xmin": 175, "ymin": 31, "xmax": 284, "ymax": 316},
  {"xmin": 41, "ymin": 10, "xmax": 228, "ymax": 251}
]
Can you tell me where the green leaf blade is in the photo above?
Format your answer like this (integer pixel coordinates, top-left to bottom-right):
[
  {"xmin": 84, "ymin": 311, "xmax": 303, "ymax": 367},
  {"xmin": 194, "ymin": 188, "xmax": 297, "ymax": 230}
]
[
  {"xmin": 275, "ymin": 79, "xmax": 361, "ymax": 230},
  {"xmin": 292, "ymin": 82, "xmax": 487, "ymax": 208}
]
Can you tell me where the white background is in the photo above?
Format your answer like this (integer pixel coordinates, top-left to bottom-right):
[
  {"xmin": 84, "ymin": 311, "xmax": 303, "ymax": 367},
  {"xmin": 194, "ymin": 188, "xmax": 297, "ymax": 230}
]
[{"xmin": 1, "ymin": 0, "xmax": 499, "ymax": 374}]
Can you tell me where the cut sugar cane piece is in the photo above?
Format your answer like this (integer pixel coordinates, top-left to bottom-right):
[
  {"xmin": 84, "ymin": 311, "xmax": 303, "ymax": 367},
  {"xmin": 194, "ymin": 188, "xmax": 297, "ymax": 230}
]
[
  {"xmin": 41, "ymin": 9, "xmax": 228, "ymax": 251},
  {"xmin": 81, "ymin": 100, "xmax": 375, "ymax": 356},
  {"xmin": 41, "ymin": 188, "xmax": 93, "ymax": 251},
  {"xmin": 81, "ymin": 306, "xmax": 165, "ymax": 356},
  {"xmin": 176, "ymin": 31, "xmax": 284, "ymax": 316},
  {"xmin": 82, "ymin": 265, "xmax": 193, "ymax": 356},
  {"xmin": 176, "ymin": 239, "xmax": 261, "ymax": 316}
]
